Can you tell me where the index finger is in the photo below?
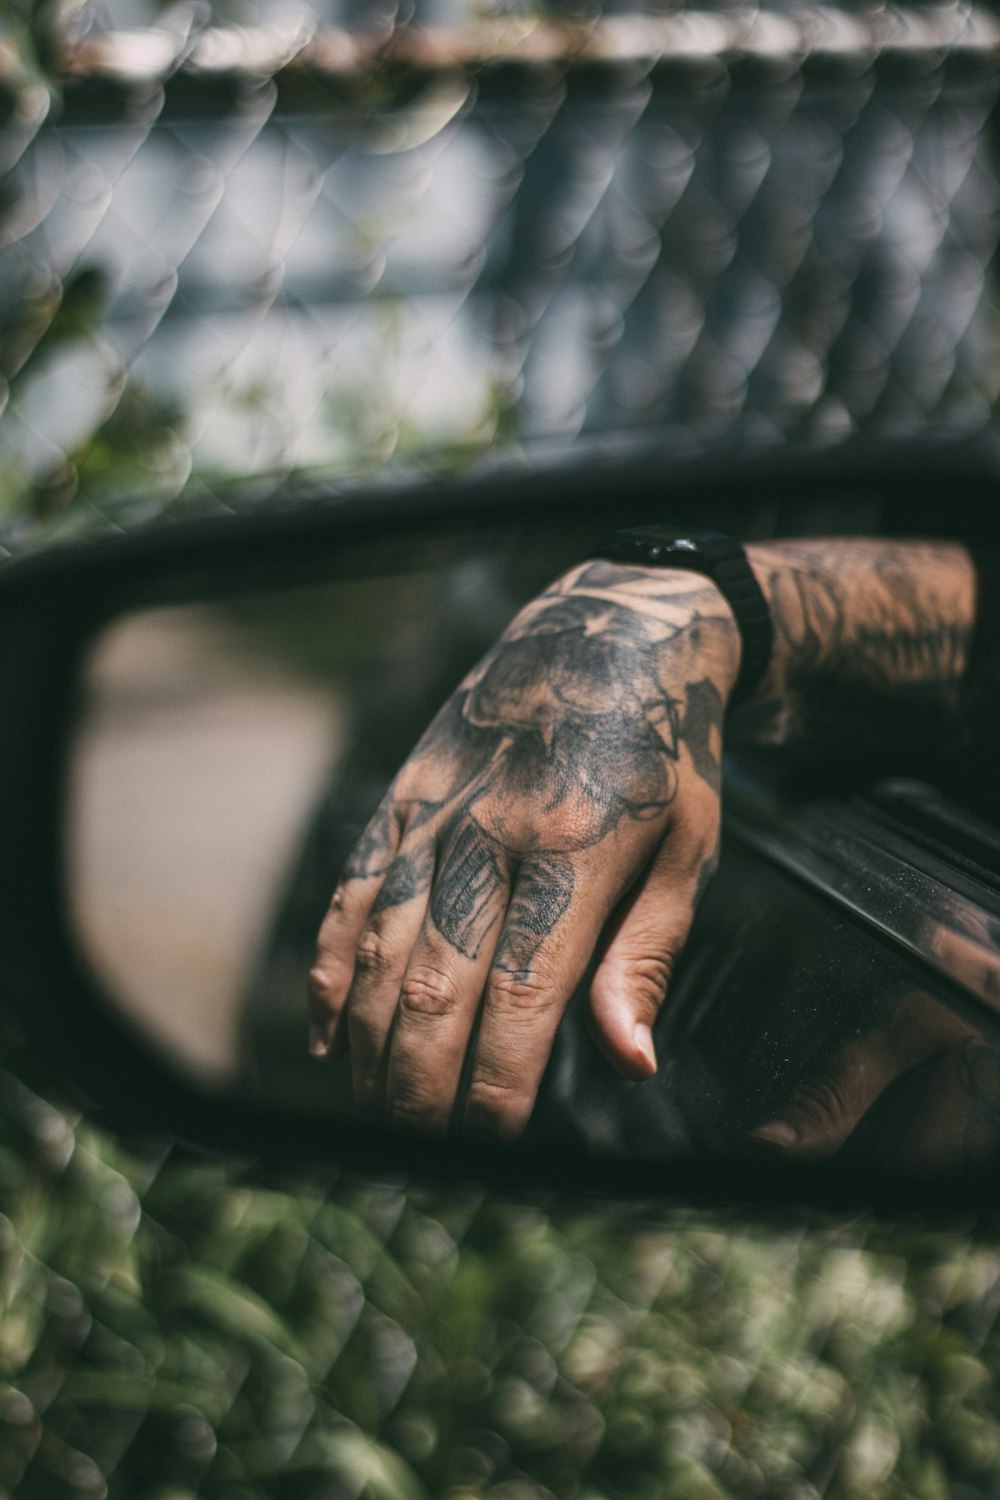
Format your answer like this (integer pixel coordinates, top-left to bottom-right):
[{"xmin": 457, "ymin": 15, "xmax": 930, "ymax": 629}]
[{"xmin": 460, "ymin": 850, "xmax": 600, "ymax": 1139}]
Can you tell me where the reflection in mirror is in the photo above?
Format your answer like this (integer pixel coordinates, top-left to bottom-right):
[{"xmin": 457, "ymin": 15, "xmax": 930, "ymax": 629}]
[
  {"xmin": 72, "ymin": 600, "xmax": 345, "ymax": 1084},
  {"xmin": 68, "ymin": 545, "xmax": 1000, "ymax": 1184},
  {"xmin": 70, "ymin": 538, "xmax": 545, "ymax": 1099},
  {"xmin": 537, "ymin": 838, "xmax": 1000, "ymax": 1181}
]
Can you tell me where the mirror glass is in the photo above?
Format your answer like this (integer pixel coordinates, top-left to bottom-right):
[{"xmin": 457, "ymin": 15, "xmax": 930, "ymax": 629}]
[{"xmin": 66, "ymin": 526, "xmax": 1000, "ymax": 1183}]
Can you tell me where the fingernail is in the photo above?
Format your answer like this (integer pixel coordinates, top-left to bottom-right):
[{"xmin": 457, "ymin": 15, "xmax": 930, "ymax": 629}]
[
  {"xmin": 308, "ymin": 1027, "xmax": 329, "ymax": 1058},
  {"xmin": 633, "ymin": 1022, "xmax": 657, "ymax": 1077},
  {"xmin": 753, "ymin": 1120, "xmax": 798, "ymax": 1148}
]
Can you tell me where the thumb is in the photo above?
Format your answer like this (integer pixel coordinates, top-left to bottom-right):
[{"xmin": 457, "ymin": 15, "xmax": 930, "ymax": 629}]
[
  {"xmin": 754, "ymin": 1036, "xmax": 909, "ymax": 1160},
  {"xmin": 754, "ymin": 989, "xmax": 971, "ymax": 1160},
  {"xmin": 589, "ymin": 839, "xmax": 717, "ymax": 1082}
]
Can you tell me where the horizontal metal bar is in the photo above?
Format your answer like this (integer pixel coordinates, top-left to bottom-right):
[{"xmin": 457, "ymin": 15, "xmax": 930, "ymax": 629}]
[
  {"xmin": 726, "ymin": 773, "xmax": 1000, "ymax": 1017},
  {"xmin": 46, "ymin": 6, "xmax": 1000, "ymax": 88}
]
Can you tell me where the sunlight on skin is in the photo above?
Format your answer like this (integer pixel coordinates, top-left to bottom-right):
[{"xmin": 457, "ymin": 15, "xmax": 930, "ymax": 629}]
[{"xmin": 310, "ymin": 539, "xmax": 978, "ymax": 1141}]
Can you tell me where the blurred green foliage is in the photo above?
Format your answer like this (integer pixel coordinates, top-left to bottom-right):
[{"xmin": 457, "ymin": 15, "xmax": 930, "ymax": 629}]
[
  {"xmin": 0, "ymin": 2, "xmax": 533, "ymax": 537},
  {"xmin": 4, "ymin": 1020, "xmax": 1000, "ymax": 1499},
  {"xmin": 0, "ymin": 0, "xmax": 69, "ymax": 85}
]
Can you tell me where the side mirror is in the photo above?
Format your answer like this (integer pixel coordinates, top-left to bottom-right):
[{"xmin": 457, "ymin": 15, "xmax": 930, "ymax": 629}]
[{"xmin": 3, "ymin": 441, "xmax": 999, "ymax": 1214}]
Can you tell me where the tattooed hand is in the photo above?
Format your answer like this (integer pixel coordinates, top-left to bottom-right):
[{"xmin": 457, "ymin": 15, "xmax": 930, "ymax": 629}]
[
  {"xmin": 308, "ymin": 535, "xmax": 979, "ymax": 1141},
  {"xmin": 308, "ymin": 560, "xmax": 741, "ymax": 1138}
]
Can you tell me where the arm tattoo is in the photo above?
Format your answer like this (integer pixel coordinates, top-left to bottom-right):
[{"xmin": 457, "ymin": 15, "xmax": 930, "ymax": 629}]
[
  {"xmin": 743, "ymin": 540, "xmax": 975, "ymax": 756},
  {"xmin": 761, "ymin": 541, "xmax": 972, "ymax": 695}
]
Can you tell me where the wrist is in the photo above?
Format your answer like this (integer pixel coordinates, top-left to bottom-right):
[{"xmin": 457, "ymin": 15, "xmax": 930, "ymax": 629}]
[
  {"xmin": 591, "ymin": 530, "xmax": 774, "ymax": 705},
  {"xmin": 743, "ymin": 544, "xmax": 795, "ymax": 703},
  {"xmin": 558, "ymin": 558, "xmax": 744, "ymax": 701}
]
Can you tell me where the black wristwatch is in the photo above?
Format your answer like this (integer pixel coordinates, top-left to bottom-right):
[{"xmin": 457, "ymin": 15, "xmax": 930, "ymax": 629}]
[{"xmin": 599, "ymin": 527, "xmax": 774, "ymax": 706}]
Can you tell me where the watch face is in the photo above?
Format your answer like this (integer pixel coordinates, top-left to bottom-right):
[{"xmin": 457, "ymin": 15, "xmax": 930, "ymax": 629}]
[
  {"xmin": 616, "ymin": 531, "xmax": 719, "ymax": 565},
  {"xmin": 606, "ymin": 529, "xmax": 732, "ymax": 570}
]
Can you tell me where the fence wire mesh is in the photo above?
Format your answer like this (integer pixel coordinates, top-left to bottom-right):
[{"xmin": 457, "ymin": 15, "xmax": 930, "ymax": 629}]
[
  {"xmin": 5, "ymin": 1022, "xmax": 1000, "ymax": 1500},
  {"xmin": 5, "ymin": 7, "xmax": 1000, "ymax": 1498},
  {"xmin": 2, "ymin": 4, "xmax": 1000, "ymax": 536}
]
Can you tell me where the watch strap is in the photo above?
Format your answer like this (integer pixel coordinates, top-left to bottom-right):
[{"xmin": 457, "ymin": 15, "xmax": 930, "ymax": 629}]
[{"xmin": 599, "ymin": 528, "xmax": 774, "ymax": 706}]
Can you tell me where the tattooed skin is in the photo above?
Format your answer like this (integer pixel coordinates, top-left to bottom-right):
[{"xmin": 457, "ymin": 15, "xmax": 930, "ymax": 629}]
[
  {"xmin": 494, "ymin": 854, "xmax": 576, "ymax": 979},
  {"xmin": 311, "ymin": 535, "xmax": 982, "ymax": 1138},
  {"xmin": 430, "ymin": 822, "xmax": 505, "ymax": 960},
  {"xmin": 339, "ymin": 571, "xmax": 733, "ymax": 977},
  {"xmin": 743, "ymin": 540, "xmax": 975, "ymax": 749},
  {"xmin": 680, "ymin": 679, "xmax": 724, "ymax": 794}
]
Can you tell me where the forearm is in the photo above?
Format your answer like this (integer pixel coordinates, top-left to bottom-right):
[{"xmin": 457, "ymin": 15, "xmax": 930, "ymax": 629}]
[{"xmin": 738, "ymin": 538, "xmax": 978, "ymax": 755}]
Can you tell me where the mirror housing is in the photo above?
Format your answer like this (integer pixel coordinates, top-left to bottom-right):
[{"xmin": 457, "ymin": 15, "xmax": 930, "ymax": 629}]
[{"xmin": 3, "ymin": 432, "xmax": 1000, "ymax": 1214}]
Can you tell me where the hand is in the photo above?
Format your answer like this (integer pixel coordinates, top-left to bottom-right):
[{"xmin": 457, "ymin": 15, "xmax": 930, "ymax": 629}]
[
  {"xmin": 753, "ymin": 988, "xmax": 1000, "ymax": 1174},
  {"xmin": 308, "ymin": 559, "xmax": 741, "ymax": 1138}
]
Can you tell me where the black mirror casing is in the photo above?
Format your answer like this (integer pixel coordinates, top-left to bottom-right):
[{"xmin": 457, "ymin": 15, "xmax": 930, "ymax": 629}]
[{"xmin": 2, "ymin": 433, "xmax": 1000, "ymax": 1216}]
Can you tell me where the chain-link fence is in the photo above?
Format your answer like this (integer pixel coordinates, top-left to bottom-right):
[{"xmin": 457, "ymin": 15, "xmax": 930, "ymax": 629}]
[
  {"xmin": 3, "ymin": 4, "xmax": 1000, "ymax": 537},
  {"xmin": 5, "ymin": 1018, "xmax": 1000, "ymax": 1500}
]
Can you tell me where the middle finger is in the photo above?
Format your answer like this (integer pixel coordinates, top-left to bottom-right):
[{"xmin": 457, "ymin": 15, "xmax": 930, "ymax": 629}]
[{"xmin": 386, "ymin": 820, "xmax": 512, "ymax": 1134}]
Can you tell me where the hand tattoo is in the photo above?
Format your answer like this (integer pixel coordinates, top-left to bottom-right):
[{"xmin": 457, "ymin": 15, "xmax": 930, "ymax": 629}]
[
  {"xmin": 494, "ymin": 854, "xmax": 575, "ymax": 979},
  {"xmin": 340, "ymin": 572, "xmax": 733, "ymax": 972},
  {"xmin": 430, "ymin": 821, "xmax": 505, "ymax": 959}
]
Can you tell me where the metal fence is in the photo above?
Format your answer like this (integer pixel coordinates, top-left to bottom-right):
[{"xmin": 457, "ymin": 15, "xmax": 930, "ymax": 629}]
[
  {"xmin": 5, "ymin": 1017, "xmax": 1000, "ymax": 1500},
  {"xmin": 3, "ymin": 4, "xmax": 1000, "ymax": 535}
]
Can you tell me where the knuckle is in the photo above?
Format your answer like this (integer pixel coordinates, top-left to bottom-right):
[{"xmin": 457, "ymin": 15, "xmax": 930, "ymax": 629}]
[
  {"xmin": 488, "ymin": 968, "xmax": 554, "ymax": 1014},
  {"xmin": 388, "ymin": 1066, "xmax": 446, "ymax": 1114},
  {"xmin": 354, "ymin": 925, "xmax": 400, "ymax": 979},
  {"xmin": 326, "ymin": 879, "xmax": 365, "ymax": 923},
  {"xmin": 387, "ymin": 1098, "xmax": 447, "ymax": 1136},
  {"xmin": 386, "ymin": 1060, "xmax": 455, "ymax": 1132},
  {"xmin": 628, "ymin": 953, "xmax": 674, "ymax": 1009},
  {"xmin": 329, "ymin": 883, "xmax": 351, "ymax": 913},
  {"xmin": 789, "ymin": 1076, "xmax": 849, "ymax": 1130},
  {"xmin": 398, "ymin": 963, "xmax": 461, "ymax": 1021},
  {"xmin": 386, "ymin": 1098, "xmax": 428, "ymax": 1131},
  {"xmin": 465, "ymin": 1077, "xmax": 528, "ymax": 1136},
  {"xmin": 308, "ymin": 959, "xmax": 348, "ymax": 1009},
  {"xmin": 317, "ymin": 885, "xmax": 368, "ymax": 951}
]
